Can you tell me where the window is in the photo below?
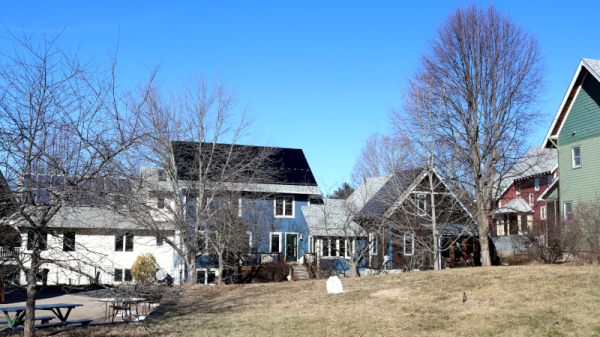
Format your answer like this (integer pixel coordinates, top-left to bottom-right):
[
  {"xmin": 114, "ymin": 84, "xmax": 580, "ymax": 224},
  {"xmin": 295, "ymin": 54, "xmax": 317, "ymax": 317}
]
[
  {"xmin": 516, "ymin": 181, "xmax": 521, "ymax": 194},
  {"xmin": 369, "ymin": 233, "xmax": 378, "ymax": 256},
  {"xmin": 27, "ymin": 231, "xmax": 47, "ymax": 250},
  {"xmin": 196, "ymin": 270, "xmax": 216, "ymax": 285},
  {"xmin": 529, "ymin": 193, "xmax": 534, "ymax": 206},
  {"xmin": 417, "ymin": 194, "xmax": 427, "ymax": 215},
  {"xmin": 270, "ymin": 233, "xmax": 281, "ymax": 253},
  {"xmin": 157, "ymin": 196, "xmax": 165, "ymax": 209},
  {"xmin": 404, "ymin": 232, "xmax": 414, "ymax": 256},
  {"xmin": 564, "ymin": 202, "xmax": 573, "ymax": 221},
  {"xmin": 156, "ymin": 235, "xmax": 164, "ymax": 246},
  {"xmin": 63, "ymin": 232, "xmax": 76, "ymax": 251},
  {"xmin": 541, "ymin": 206, "xmax": 547, "ymax": 220},
  {"xmin": 275, "ymin": 196, "xmax": 294, "ymax": 217},
  {"xmin": 238, "ymin": 198, "xmax": 242, "ymax": 217},
  {"xmin": 319, "ymin": 238, "xmax": 349, "ymax": 258},
  {"xmin": 535, "ymin": 179, "xmax": 539, "ymax": 191},
  {"xmin": 572, "ymin": 147, "xmax": 581, "ymax": 168},
  {"xmin": 308, "ymin": 236, "xmax": 315, "ymax": 253},
  {"xmin": 158, "ymin": 169, "xmax": 166, "ymax": 181},
  {"xmin": 548, "ymin": 175, "xmax": 553, "ymax": 184},
  {"xmin": 498, "ymin": 200, "xmax": 502, "ymax": 208},
  {"xmin": 114, "ymin": 268, "xmax": 132, "ymax": 282},
  {"xmin": 115, "ymin": 233, "xmax": 134, "ymax": 252}
]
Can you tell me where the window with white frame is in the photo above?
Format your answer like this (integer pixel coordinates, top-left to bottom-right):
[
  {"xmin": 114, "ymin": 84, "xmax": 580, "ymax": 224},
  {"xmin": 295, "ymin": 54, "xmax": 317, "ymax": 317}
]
[
  {"xmin": 156, "ymin": 235, "xmax": 164, "ymax": 246},
  {"xmin": 158, "ymin": 169, "xmax": 166, "ymax": 181},
  {"xmin": 369, "ymin": 233, "xmax": 378, "ymax": 256},
  {"xmin": 274, "ymin": 196, "xmax": 294, "ymax": 217},
  {"xmin": 529, "ymin": 193, "xmax": 534, "ymax": 206},
  {"xmin": 115, "ymin": 233, "xmax": 134, "ymax": 252},
  {"xmin": 114, "ymin": 268, "xmax": 132, "ymax": 282},
  {"xmin": 196, "ymin": 270, "xmax": 216, "ymax": 285},
  {"xmin": 270, "ymin": 233, "xmax": 281, "ymax": 253},
  {"xmin": 541, "ymin": 206, "xmax": 547, "ymax": 220},
  {"xmin": 157, "ymin": 195, "xmax": 165, "ymax": 209},
  {"xmin": 319, "ymin": 237, "xmax": 349, "ymax": 258},
  {"xmin": 572, "ymin": 147, "xmax": 581, "ymax": 168},
  {"xmin": 417, "ymin": 194, "xmax": 427, "ymax": 215},
  {"xmin": 516, "ymin": 181, "xmax": 521, "ymax": 194},
  {"xmin": 564, "ymin": 202, "xmax": 573, "ymax": 221},
  {"xmin": 404, "ymin": 232, "xmax": 414, "ymax": 256},
  {"xmin": 535, "ymin": 179, "xmax": 539, "ymax": 191},
  {"xmin": 308, "ymin": 235, "xmax": 315, "ymax": 253}
]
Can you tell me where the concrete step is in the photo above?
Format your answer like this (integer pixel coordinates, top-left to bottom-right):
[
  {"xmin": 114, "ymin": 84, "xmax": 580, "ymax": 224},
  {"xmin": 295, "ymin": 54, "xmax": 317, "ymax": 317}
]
[{"xmin": 294, "ymin": 267, "xmax": 309, "ymax": 280}]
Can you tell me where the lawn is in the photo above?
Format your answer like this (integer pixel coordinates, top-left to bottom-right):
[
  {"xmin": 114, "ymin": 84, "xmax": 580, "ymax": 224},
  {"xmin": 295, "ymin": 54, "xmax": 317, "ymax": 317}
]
[{"xmin": 19, "ymin": 265, "xmax": 600, "ymax": 336}]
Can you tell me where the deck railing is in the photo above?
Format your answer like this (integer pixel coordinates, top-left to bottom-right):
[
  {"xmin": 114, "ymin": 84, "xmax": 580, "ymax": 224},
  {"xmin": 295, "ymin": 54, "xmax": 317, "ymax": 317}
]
[{"xmin": 0, "ymin": 247, "xmax": 21, "ymax": 259}]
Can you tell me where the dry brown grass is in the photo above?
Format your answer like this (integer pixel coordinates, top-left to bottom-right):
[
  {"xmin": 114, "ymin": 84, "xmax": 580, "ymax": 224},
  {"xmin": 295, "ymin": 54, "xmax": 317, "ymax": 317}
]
[{"xmin": 11, "ymin": 265, "xmax": 600, "ymax": 336}]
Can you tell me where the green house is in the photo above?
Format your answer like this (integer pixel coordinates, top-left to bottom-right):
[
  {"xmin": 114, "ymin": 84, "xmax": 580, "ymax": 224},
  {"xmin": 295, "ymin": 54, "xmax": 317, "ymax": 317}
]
[{"xmin": 542, "ymin": 58, "xmax": 600, "ymax": 221}]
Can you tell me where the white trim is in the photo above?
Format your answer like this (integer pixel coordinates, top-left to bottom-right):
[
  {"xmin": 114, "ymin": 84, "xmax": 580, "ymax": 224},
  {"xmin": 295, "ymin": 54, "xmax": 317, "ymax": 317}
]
[
  {"xmin": 529, "ymin": 193, "xmax": 534, "ymax": 206},
  {"xmin": 269, "ymin": 232, "xmax": 282, "ymax": 253},
  {"xmin": 246, "ymin": 231, "xmax": 253, "ymax": 253},
  {"xmin": 274, "ymin": 195, "xmax": 295, "ymax": 218},
  {"xmin": 572, "ymin": 146, "xmax": 581, "ymax": 168},
  {"xmin": 114, "ymin": 233, "xmax": 134, "ymax": 253},
  {"xmin": 540, "ymin": 206, "xmax": 547, "ymax": 220},
  {"xmin": 542, "ymin": 61, "xmax": 587, "ymax": 148},
  {"xmin": 417, "ymin": 194, "xmax": 427, "ymax": 215},
  {"xmin": 555, "ymin": 72, "xmax": 587, "ymax": 141},
  {"xmin": 369, "ymin": 232, "xmax": 378, "ymax": 256},
  {"xmin": 308, "ymin": 235, "xmax": 314, "ymax": 253},
  {"xmin": 403, "ymin": 232, "xmax": 414, "ymax": 256},
  {"xmin": 564, "ymin": 202, "xmax": 573, "ymax": 221},
  {"xmin": 538, "ymin": 176, "xmax": 559, "ymax": 201}
]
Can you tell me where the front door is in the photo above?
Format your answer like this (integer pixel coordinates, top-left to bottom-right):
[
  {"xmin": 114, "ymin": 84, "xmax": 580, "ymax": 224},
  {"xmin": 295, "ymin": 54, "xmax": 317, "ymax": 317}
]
[{"xmin": 285, "ymin": 234, "xmax": 298, "ymax": 263}]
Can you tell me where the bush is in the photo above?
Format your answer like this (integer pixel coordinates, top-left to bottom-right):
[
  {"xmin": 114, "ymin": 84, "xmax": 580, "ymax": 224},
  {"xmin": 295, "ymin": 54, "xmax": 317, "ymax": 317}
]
[{"xmin": 131, "ymin": 253, "xmax": 159, "ymax": 284}]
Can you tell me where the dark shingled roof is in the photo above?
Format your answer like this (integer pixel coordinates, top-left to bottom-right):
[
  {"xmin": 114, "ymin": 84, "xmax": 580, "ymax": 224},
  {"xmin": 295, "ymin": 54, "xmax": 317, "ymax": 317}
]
[
  {"xmin": 171, "ymin": 141, "xmax": 317, "ymax": 186},
  {"xmin": 360, "ymin": 168, "xmax": 423, "ymax": 216}
]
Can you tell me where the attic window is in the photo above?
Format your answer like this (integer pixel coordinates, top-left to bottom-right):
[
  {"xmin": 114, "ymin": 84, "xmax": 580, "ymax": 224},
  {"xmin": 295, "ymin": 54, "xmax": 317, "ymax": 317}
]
[
  {"xmin": 516, "ymin": 182, "xmax": 521, "ymax": 194},
  {"xmin": 417, "ymin": 194, "xmax": 427, "ymax": 215}
]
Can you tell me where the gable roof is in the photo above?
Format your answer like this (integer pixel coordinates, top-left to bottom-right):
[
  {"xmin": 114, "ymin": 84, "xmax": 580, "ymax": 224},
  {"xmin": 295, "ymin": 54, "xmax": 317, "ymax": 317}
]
[
  {"xmin": 494, "ymin": 146, "xmax": 557, "ymax": 199},
  {"xmin": 301, "ymin": 199, "xmax": 364, "ymax": 237},
  {"xmin": 171, "ymin": 141, "xmax": 317, "ymax": 186},
  {"xmin": 538, "ymin": 176, "xmax": 559, "ymax": 202},
  {"xmin": 543, "ymin": 58, "xmax": 600, "ymax": 148},
  {"xmin": 494, "ymin": 197, "xmax": 534, "ymax": 214}
]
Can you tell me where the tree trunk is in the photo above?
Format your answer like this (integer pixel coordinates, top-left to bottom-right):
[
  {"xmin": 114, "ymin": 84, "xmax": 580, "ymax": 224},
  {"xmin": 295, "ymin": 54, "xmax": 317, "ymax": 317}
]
[
  {"xmin": 24, "ymin": 245, "xmax": 40, "ymax": 337},
  {"xmin": 186, "ymin": 255, "xmax": 197, "ymax": 284},
  {"xmin": 350, "ymin": 262, "xmax": 359, "ymax": 278},
  {"xmin": 217, "ymin": 252, "xmax": 224, "ymax": 285},
  {"xmin": 477, "ymin": 210, "xmax": 491, "ymax": 266},
  {"xmin": 428, "ymin": 170, "xmax": 439, "ymax": 270}
]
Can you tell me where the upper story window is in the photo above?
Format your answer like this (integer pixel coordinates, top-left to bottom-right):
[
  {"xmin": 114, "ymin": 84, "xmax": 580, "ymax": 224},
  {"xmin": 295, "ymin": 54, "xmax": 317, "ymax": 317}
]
[
  {"xmin": 548, "ymin": 175, "xmax": 553, "ymax": 184},
  {"xmin": 572, "ymin": 147, "xmax": 581, "ymax": 168},
  {"xmin": 27, "ymin": 231, "xmax": 48, "ymax": 251},
  {"xmin": 515, "ymin": 181, "xmax": 521, "ymax": 194},
  {"xmin": 534, "ymin": 179, "xmax": 539, "ymax": 191},
  {"xmin": 274, "ymin": 196, "xmax": 294, "ymax": 217},
  {"xmin": 115, "ymin": 233, "xmax": 134, "ymax": 252},
  {"xmin": 158, "ymin": 169, "xmax": 166, "ymax": 181},
  {"xmin": 63, "ymin": 232, "xmax": 76, "ymax": 252},
  {"xmin": 157, "ymin": 195, "xmax": 165, "ymax": 209},
  {"xmin": 417, "ymin": 194, "xmax": 427, "ymax": 216},
  {"xmin": 529, "ymin": 193, "xmax": 534, "ymax": 206}
]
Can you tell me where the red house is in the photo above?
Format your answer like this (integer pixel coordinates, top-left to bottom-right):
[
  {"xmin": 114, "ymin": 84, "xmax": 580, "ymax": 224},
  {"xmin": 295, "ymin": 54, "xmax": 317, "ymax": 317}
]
[{"xmin": 489, "ymin": 146, "xmax": 558, "ymax": 243}]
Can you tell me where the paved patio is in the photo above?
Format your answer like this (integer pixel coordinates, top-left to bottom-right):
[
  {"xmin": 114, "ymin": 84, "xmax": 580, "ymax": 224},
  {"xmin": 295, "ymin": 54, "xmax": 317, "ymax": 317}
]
[{"xmin": 0, "ymin": 287, "xmax": 154, "ymax": 329}]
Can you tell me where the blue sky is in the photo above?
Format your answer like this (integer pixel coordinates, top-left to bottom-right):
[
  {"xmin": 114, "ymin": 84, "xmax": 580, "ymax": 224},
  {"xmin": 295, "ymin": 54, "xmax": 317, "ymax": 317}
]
[{"xmin": 3, "ymin": 1, "xmax": 600, "ymax": 190}]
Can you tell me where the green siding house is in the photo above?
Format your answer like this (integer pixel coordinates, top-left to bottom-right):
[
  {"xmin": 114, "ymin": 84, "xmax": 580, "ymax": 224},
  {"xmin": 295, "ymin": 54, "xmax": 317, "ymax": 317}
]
[{"xmin": 543, "ymin": 58, "xmax": 600, "ymax": 221}]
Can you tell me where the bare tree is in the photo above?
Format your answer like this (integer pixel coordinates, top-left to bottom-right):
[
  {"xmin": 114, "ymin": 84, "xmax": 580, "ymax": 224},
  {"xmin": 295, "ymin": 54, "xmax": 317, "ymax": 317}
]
[
  {"xmin": 351, "ymin": 132, "xmax": 412, "ymax": 186},
  {"xmin": 0, "ymin": 30, "xmax": 152, "ymax": 335},
  {"xmin": 126, "ymin": 74, "xmax": 279, "ymax": 285},
  {"xmin": 409, "ymin": 3, "xmax": 547, "ymax": 266}
]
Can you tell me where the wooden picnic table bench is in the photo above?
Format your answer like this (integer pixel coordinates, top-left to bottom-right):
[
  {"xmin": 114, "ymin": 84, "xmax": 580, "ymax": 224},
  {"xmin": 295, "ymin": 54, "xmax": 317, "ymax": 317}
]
[
  {"xmin": 9, "ymin": 319, "xmax": 93, "ymax": 331},
  {"xmin": 0, "ymin": 315, "xmax": 55, "ymax": 324},
  {"xmin": 1, "ymin": 303, "xmax": 88, "ymax": 330}
]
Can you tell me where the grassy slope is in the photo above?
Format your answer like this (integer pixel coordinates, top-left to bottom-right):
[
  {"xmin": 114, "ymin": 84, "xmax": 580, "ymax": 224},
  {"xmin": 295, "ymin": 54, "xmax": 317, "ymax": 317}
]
[{"xmin": 60, "ymin": 265, "xmax": 600, "ymax": 336}]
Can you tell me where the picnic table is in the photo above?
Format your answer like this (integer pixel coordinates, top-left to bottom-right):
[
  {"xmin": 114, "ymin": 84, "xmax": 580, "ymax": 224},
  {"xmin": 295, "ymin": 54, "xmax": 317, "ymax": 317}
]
[
  {"xmin": 1, "ymin": 303, "xmax": 90, "ymax": 330},
  {"xmin": 97, "ymin": 298, "xmax": 147, "ymax": 322}
]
